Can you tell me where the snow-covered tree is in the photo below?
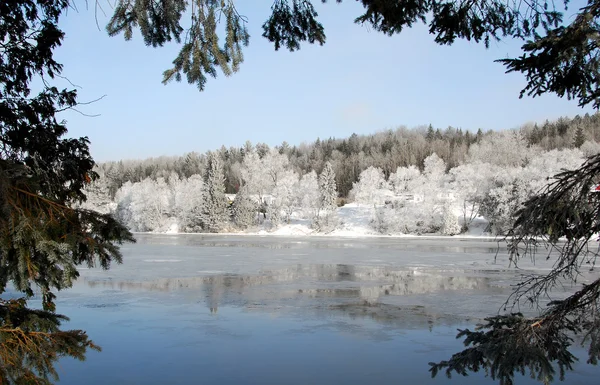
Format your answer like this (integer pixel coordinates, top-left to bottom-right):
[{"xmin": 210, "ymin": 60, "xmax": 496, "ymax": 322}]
[
  {"xmin": 370, "ymin": 206, "xmax": 397, "ymax": 234},
  {"xmin": 114, "ymin": 177, "xmax": 173, "ymax": 232},
  {"xmin": 450, "ymin": 162, "xmax": 500, "ymax": 231},
  {"xmin": 522, "ymin": 149, "xmax": 585, "ymax": 193},
  {"xmin": 393, "ymin": 153, "xmax": 447, "ymax": 234},
  {"xmin": 232, "ymin": 185, "xmax": 257, "ymax": 229},
  {"xmin": 240, "ymin": 148, "xmax": 290, "ymax": 202},
  {"xmin": 393, "ymin": 199, "xmax": 442, "ymax": 235},
  {"xmin": 423, "ymin": 153, "xmax": 446, "ymax": 183},
  {"xmin": 441, "ymin": 203, "xmax": 461, "ymax": 235},
  {"xmin": 173, "ymin": 174, "xmax": 204, "ymax": 232},
  {"xmin": 270, "ymin": 169, "xmax": 299, "ymax": 225},
  {"xmin": 350, "ymin": 166, "xmax": 390, "ymax": 205},
  {"xmin": 114, "ymin": 181, "xmax": 134, "ymax": 228},
  {"xmin": 262, "ymin": 149, "xmax": 291, "ymax": 185},
  {"xmin": 314, "ymin": 162, "xmax": 338, "ymax": 231},
  {"xmin": 468, "ymin": 130, "xmax": 536, "ymax": 167},
  {"xmin": 200, "ymin": 153, "xmax": 229, "ymax": 232},
  {"xmin": 79, "ymin": 171, "xmax": 117, "ymax": 215},
  {"xmin": 240, "ymin": 150, "xmax": 270, "ymax": 199},
  {"xmin": 389, "ymin": 165, "xmax": 421, "ymax": 195},
  {"xmin": 479, "ymin": 168, "xmax": 528, "ymax": 235},
  {"xmin": 295, "ymin": 171, "xmax": 320, "ymax": 219},
  {"xmin": 580, "ymin": 140, "xmax": 600, "ymax": 157}
]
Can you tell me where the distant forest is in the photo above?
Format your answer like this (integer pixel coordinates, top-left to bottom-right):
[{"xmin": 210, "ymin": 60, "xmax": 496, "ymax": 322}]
[{"xmin": 96, "ymin": 113, "xmax": 600, "ymax": 199}]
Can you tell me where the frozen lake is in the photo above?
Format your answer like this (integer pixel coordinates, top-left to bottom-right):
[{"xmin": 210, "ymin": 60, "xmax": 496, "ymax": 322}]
[{"xmin": 53, "ymin": 234, "xmax": 598, "ymax": 384}]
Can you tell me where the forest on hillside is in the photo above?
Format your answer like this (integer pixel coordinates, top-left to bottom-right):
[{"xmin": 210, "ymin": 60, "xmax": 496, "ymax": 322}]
[{"xmin": 82, "ymin": 113, "xmax": 600, "ymax": 235}]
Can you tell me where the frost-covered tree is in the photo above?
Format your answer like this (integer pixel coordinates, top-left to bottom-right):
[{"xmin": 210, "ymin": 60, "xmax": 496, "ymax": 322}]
[
  {"xmin": 521, "ymin": 149, "xmax": 585, "ymax": 193},
  {"xmin": 423, "ymin": 153, "xmax": 447, "ymax": 183},
  {"xmin": 314, "ymin": 162, "xmax": 338, "ymax": 231},
  {"xmin": 270, "ymin": 169, "xmax": 299, "ymax": 225},
  {"xmin": 468, "ymin": 130, "xmax": 535, "ymax": 167},
  {"xmin": 173, "ymin": 174, "xmax": 204, "ymax": 232},
  {"xmin": 441, "ymin": 203, "xmax": 461, "ymax": 235},
  {"xmin": 200, "ymin": 153, "xmax": 229, "ymax": 232},
  {"xmin": 240, "ymin": 150, "xmax": 270, "ymax": 200},
  {"xmin": 114, "ymin": 177, "xmax": 173, "ymax": 232},
  {"xmin": 231, "ymin": 185, "xmax": 257, "ymax": 230},
  {"xmin": 370, "ymin": 206, "xmax": 398, "ymax": 235},
  {"xmin": 295, "ymin": 171, "xmax": 320, "ymax": 219},
  {"xmin": 389, "ymin": 165, "xmax": 421, "ymax": 195},
  {"xmin": 263, "ymin": 149, "xmax": 291, "ymax": 186},
  {"xmin": 79, "ymin": 170, "xmax": 117, "ymax": 215},
  {"xmin": 393, "ymin": 198, "xmax": 443, "ymax": 234},
  {"xmin": 114, "ymin": 181, "xmax": 134, "ymax": 227},
  {"xmin": 350, "ymin": 166, "xmax": 390, "ymax": 205},
  {"xmin": 479, "ymin": 168, "xmax": 529, "ymax": 235},
  {"xmin": 240, "ymin": 148, "xmax": 290, "ymax": 201},
  {"xmin": 580, "ymin": 140, "xmax": 600, "ymax": 157},
  {"xmin": 480, "ymin": 149, "xmax": 586, "ymax": 235},
  {"xmin": 396, "ymin": 153, "xmax": 448, "ymax": 234},
  {"xmin": 450, "ymin": 162, "xmax": 500, "ymax": 231}
]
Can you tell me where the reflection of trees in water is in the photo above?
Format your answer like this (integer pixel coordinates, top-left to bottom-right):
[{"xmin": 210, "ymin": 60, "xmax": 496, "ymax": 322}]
[
  {"xmin": 133, "ymin": 234, "xmax": 503, "ymax": 254},
  {"xmin": 84, "ymin": 264, "xmax": 496, "ymax": 316},
  {"xmin": 326, "ymin": 302, "xmax": 468, "ymax": 330}
]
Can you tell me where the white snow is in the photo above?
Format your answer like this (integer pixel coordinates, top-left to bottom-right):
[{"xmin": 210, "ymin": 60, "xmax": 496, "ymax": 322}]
[{"xmin": 137, "ymin": 202, "xmax": 495, "ymax": 239}]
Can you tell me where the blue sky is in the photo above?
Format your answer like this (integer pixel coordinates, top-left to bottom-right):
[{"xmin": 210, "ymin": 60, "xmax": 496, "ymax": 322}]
[{"xmin": 55, "ymin": 1, "xmax": 593, "ymax": 162}]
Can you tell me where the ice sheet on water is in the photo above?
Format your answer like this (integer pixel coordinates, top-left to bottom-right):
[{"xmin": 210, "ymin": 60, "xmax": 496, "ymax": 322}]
[
  {"xmin": 62, "ymin": 234, "xmax": 597, "ymax": 324},
  {"xmin": 51, "ymin": 234, "xmax": 600, "ymax": 385}
]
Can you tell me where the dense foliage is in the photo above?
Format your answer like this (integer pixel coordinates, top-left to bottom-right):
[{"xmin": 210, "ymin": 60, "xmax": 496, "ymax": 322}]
[{"xmin": 0, "ymin": 1, "xmax": 133, "ymax": 383}]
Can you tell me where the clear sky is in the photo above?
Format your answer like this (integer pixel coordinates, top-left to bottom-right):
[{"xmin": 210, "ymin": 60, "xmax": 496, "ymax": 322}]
[{"xmin": 55, "ymin": 1, "xmax": 593, "ymax": 162}]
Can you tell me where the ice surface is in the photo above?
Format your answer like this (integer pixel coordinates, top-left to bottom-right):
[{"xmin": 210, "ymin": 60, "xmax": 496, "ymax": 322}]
[{"xmin": 52, "ymin": 234, "xmax": 598, "ymax": 384}]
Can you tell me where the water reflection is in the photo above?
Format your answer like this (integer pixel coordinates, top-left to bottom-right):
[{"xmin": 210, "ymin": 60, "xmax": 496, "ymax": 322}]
[
  {"xmin": 82, "ymin": 264, "xmax": 502, "ymax": 327},
  {"xmin": 55, "ymin": 236, "xmax": 600, "ymax": 385},
  {"xmin": 129, "ymin": 233, "xmax": 503, "ymax": 254}
]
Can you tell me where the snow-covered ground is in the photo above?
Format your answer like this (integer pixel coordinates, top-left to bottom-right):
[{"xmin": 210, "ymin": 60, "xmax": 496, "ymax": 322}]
[{"xmin": 158, "ymin": 202, "xmax": 493, "ymax": 238}]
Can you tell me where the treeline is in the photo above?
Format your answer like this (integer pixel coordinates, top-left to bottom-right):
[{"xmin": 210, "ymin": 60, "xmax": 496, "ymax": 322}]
[{"xmin": 95, "ymin": 112, "xmax": 600, "ymax": 199}]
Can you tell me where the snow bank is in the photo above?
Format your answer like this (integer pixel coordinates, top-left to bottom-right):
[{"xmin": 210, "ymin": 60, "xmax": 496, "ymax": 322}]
[{"xmin": 138, "ymin": 202, "xmax": 494, "ymax": 239}]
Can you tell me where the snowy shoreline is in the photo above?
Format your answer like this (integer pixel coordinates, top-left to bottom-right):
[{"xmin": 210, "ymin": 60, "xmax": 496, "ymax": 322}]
[
  {"xmin": 127, "ymin": 201, "xmax": 498, "ymax": 239},
  {"xmin": 131, "ymin": 230, "xmax": 500, "ymax": 239}
]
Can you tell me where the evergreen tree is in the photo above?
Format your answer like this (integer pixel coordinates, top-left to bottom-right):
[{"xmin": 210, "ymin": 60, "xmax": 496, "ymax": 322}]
[
  {"xmin": 1, "ymin": 1, "xmax": 134, "ymax": 382},
  {"xmin": 476, "ymin": 128, "xmax": 484, "ymax": 143},
  {"xmin": 231, "ymin": 186, "xmax": 257, "ymax": 230},
  {"xmin": 200, "ymin": 153, "xmax": 229, "ymax": 232},
  {"xmin": 314, "ymin": 162, "xmax": 337, "ymax": 231},
  {"xmin": 426, "ymin": 125, "xmax": 435, "ymax": 142},
  {"xmin": 573, "ymin": 125, "xmax": 586, "ymax": 148}
]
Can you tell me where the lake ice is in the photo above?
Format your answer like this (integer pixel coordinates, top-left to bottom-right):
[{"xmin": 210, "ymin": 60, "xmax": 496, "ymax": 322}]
[{"xmin": 51, "ymin": 234, "xmax": 598, "ymax": 384}]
